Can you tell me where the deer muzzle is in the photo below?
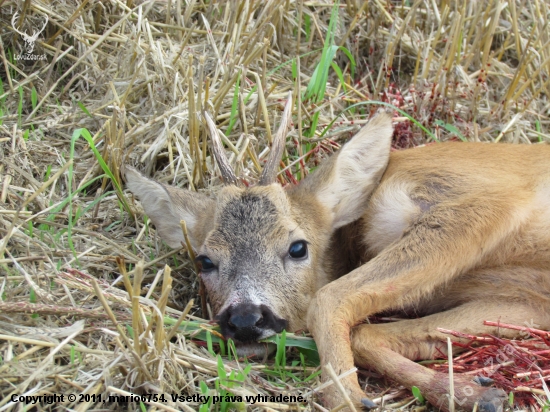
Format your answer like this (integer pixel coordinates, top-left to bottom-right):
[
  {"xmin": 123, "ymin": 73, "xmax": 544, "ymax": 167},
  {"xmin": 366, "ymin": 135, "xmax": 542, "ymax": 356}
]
[{"xmin": 216, "ymin": 303, "xmax": 287, "ymax": 344}]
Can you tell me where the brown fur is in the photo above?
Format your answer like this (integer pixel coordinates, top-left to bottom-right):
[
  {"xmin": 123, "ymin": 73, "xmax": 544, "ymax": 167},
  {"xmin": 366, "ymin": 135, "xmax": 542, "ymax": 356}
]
[{"xmin": 125, "ymin": 113, "xmax": 550, "ymax": 411}]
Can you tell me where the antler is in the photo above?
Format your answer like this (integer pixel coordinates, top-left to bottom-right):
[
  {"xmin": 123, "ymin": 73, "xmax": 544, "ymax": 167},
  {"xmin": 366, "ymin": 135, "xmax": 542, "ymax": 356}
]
[
  {"xmin": 31, "ymin": 15, "xmax": 49, "ymax": 40},
  {"xmin": 11, "ymin": 12, "xmax": 48, "ymax": 40},
  {"xmin": 11, "ymin": 12, "xmax": 27, "ymax": 38},
  {"xmin": 203, "ymin": 111, "xmax": 240, "ymax": 186},
  {"xmin": 258, "ymin": 92, "xmax": 293, "ymax": 185}
]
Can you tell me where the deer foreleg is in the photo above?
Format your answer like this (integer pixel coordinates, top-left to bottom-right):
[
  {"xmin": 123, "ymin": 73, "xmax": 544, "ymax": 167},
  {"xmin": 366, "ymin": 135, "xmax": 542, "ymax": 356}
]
[{"xmin": 307, "ymin": 197, "xmax": 532, "ymax": 410}]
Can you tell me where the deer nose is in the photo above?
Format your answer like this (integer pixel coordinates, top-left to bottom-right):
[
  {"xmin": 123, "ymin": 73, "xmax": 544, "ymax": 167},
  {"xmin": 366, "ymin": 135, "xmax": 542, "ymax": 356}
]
[{"xmin": 217, "ymin": 304, "xmax": 287, "ymax": 343}]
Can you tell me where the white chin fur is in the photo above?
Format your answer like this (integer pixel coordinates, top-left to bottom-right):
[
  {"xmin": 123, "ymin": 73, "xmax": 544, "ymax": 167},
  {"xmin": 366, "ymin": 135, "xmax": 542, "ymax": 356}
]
[{"xmin": 235, "ymin": 342, "xmax": 276, "ymax": 359}]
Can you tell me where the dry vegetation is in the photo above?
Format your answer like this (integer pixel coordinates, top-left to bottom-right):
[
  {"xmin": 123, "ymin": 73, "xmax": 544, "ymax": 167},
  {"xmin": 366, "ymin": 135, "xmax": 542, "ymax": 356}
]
[{"xmin": 0, "ymin": 0, "xmax": 549, "ymax": 410}]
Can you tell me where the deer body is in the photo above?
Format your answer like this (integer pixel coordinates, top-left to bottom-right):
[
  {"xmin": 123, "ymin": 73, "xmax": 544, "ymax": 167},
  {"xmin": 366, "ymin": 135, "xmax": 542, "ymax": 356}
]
[
  {"xmin": 362, "ymin": 142, "xmax": 550, "ymax": 268},
  {"xmin": 125, "ymin": 104, "xmax": 550, "ymax": 411}
]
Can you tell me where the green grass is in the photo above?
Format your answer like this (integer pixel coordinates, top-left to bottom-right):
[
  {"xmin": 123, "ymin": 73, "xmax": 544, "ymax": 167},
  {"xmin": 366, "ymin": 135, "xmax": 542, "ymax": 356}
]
[
  {"xmin": 0, "ymin": 77, "xmax": 7, "ymax": 126},
  {"xmin": 297, "ymin": 2, "xmax": 358, "ymax": 138},
  {"xmin": 243, "ymin": 49, "xmax": 322, "ymax": 106},
  {"xmin": 434, "ymin": 119, "xmax": 466, "ymax": 141},
  {"xmin": 167, "ymin": 314, "xmax": 320, "ymax": 396},
  {"xmin": 412, "ymin": 386, "xmax": 425, "ymax": 404},
  {"xmin": 303, "ymin": 2, "xmax": 340, "ymax": 104},
  {"xmin": 199, "ymin": 381, "xmax": 211, "ymax": 412},
  {"xmin": 29, "ymin": 288, "xmax": 38, "ymax": 319},
  {"xmin": 65, "ymin": 127, "xmax": 134, "ymax": 257},
  {"xmin": 303, "ymin": 14, "xmax": 311, "ymax": 42},
  {"xmin": 17, "ymin": 85, "xmax": 23, "ymax": 127},
  {"xmin": 31, "ymin": 86, "xmax": 37, "ymax": 110},
  {"xmin": 225, "ymin": 72, "xmax": 241, "ymax": 136},
  {"xmin": 541, "ymin": 378, "xmax": 550, "ymax": 410},
  {"xmin": 77, "ymin": 101, "xmax": 92, "ymax": 117},
  {"xmin": 70, "ymin": 345, "xmax": 77, "ymax": 364}
]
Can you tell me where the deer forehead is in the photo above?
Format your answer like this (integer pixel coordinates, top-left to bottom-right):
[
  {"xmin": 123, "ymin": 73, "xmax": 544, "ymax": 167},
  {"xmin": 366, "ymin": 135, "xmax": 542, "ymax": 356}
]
[{"xmin": 206, "ymin": 184, "xmax": 299, "ymax": 252}]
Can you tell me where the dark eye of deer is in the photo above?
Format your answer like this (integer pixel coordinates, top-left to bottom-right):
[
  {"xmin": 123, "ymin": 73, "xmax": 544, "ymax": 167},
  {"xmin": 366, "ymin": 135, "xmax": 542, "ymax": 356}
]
[
  {"xmin": 288, "ymin": 241, "xmax": 307, "ymax": 259},
  {"xmin": 196, "ymin": 256, "xmax": 216, "ymax": 272}
]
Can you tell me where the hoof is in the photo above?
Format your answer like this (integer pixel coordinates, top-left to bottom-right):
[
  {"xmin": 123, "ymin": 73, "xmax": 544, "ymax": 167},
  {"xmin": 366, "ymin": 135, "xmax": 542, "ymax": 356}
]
[
  {"xmin": 478, "ymin": 388, "xmax": 507, "ymax": 412},
  {"xmin": 473, "ymin": 376, "xmax": 494, "ymax": 387},
  {"xmin": 361, "ymin": 398, "xmax": 377, "ymax": 410}
]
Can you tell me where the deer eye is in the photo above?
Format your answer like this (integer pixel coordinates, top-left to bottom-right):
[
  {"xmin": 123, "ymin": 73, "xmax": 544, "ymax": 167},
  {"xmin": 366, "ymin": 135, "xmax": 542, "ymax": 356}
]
[
  {"xmin": 196, "ymin": 256, "xmax": 216, "ymax": 272},
  {"xmin": 288, "ymin": 241, "xmax": 308, "ymax": 259}
]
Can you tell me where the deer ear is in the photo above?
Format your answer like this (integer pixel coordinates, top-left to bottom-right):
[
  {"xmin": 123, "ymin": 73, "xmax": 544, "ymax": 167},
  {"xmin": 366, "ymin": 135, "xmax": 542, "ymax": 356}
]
[
  {"xmin": 299, "ymin": 113, "xmax": 393, "ymax": 230},
  {"xmin": 124, "ymin": 167, "xmax": 215, "ymax": 249}
]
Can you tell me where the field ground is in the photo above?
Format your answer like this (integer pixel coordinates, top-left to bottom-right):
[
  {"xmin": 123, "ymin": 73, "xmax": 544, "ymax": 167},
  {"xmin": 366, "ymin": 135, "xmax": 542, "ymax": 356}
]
[{"xmin": 0, "ymin": 0, "xmax": 549, "ymax": 411}]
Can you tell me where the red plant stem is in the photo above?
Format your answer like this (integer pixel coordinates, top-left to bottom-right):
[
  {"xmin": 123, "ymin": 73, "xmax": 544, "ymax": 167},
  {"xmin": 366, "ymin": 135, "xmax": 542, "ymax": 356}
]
[
  {"xmin": 483, "ymin": 321, "xmax": 550, "ymax": 339},
  {"xmin": 515, "ymin": 369, "xmax": 550, "ymax": 378},
  {"xmin": 437, "ymin": 327, "xmax": 494, "ymax": 342},
  {"xmin": 463, "ymin": 360, "xmax": 515, "ymax": 376}
]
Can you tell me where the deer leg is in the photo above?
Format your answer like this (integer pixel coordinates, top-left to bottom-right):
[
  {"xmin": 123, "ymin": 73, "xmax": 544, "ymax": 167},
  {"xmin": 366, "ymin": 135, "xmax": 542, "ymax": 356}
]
[
  {"xmin": 350, "ymin": 299, "xmax": 550, "ymax": 410},
  {"xmin": 307, "ymin": 197, "xmax": 540, "ymax": 411}
]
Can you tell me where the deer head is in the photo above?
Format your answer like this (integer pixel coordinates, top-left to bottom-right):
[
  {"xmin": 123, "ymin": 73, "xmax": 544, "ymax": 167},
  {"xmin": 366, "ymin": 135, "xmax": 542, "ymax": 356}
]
[{"xmin": 125, "ymin": 96, "xmax": 393, "ymax": 357}]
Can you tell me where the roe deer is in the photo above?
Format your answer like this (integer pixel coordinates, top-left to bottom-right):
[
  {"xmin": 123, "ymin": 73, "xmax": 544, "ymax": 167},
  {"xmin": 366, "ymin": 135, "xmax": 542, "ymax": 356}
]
[{"xmin": 124, "ymin": 95, "xmax": 550, "ymax": 411}]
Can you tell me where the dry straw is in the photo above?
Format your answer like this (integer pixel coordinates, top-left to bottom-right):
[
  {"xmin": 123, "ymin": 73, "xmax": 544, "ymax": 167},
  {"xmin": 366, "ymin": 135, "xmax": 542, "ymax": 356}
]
[{"xmin": 0, "ymin": 0, "xmax": 549, "ymax": 410}]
